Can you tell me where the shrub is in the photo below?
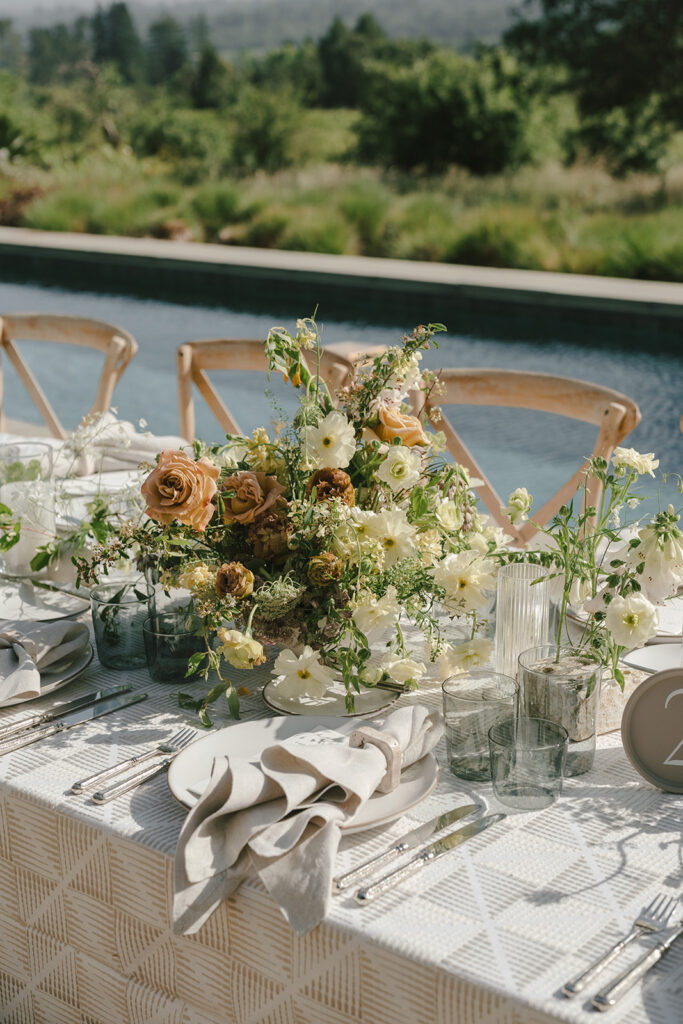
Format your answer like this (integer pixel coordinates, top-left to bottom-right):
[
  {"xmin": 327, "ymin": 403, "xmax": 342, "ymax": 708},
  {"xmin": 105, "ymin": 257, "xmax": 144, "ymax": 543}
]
[
  {"xmin": 229, "ymin": 86, "xmax": 300, "ymax": 175},
  {"xmin": 337, "ymin": 180, "xmax": 391, "ymax": 254},
  {"xmin": 446, "ymin": 209, "xmax": 555, "ymax": 270}
]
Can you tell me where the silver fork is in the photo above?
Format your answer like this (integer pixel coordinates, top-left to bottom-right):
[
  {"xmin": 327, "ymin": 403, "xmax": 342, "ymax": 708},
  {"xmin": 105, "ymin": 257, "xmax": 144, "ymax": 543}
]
[
  {"xmin": 71, "ymin": 727, "xmax": 196, "ymax": 795},
  {"xmin": 562, "ymin": 893, "xmax": 678, "ymax": 997}
]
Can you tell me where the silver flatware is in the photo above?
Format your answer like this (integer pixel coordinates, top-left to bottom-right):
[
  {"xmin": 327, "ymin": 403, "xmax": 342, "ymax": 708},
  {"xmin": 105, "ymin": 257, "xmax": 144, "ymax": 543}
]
[
  {"xmin": 91, "ymin": 742, "xmax": 192, "ymax": 803},
  {"xmin": 354, "ymin": 812, "xmax": 505, "ymax": 904},
  {"xmin": 334, "ymin": 802, "xmax": 481, "ymax": 893},
  {"xmin": 0, "ymin": 685, "xmax": 133, "ymax": 741},
  {"xmin": 562, "ymin": 892, "xmax": 678, "ymax": 997},
  {"xmin": 0, "ymin": 691, "xmax": 147, "ymax": 754},
  {"xmin": 72, "ymin": 726, "xmax": 196, "ymax": 794},
  {"xmin": 593, "ymin": 919, "xmax": 683, "ymax": 1012}
]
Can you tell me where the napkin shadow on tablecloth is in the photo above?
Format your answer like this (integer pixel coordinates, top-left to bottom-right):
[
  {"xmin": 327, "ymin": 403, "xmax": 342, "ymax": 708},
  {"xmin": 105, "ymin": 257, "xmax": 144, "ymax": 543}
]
[{"xmin": 174, "ymin": 704, "xmax": 443, "ymax": 935}]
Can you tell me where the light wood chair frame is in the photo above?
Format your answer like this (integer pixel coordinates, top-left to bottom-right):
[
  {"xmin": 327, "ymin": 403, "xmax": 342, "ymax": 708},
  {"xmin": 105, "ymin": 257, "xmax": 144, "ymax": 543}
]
[
  {"xmin": 0, "ymin": 313, "xmax": 138, "ymax": 440},
  {"xmin": 422, "ymin": 368, "xmax": 641, "ymax": 545},
  {"xmin": 177, "ymin": 338, "xmax": 356, "ymax": 441}
]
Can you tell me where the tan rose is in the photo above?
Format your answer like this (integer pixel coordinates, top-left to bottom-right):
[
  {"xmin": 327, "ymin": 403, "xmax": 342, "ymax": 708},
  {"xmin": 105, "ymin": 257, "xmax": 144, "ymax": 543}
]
[
  {"xmin": 141, "ymin": 450, "xmax": 219, "ymax": 532},
  {"xmin": 376, "ymin": 403, "xmax": 428, "ymax": 447},
  {"xmin": 221, "ymin": 471, "xmax": 285, "ymax": 525},
  {"xmin": 215, "ymin": 562, "xmax": 254, "ymax": 600},
  {"xmin": 306, "ymin": 468, "xmax": 355, "ymax": 506}
]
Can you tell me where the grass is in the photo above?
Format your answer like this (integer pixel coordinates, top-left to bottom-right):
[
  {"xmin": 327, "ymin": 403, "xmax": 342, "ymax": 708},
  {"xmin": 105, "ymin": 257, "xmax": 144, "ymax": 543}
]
[{"xmin": 4, "ymin": 142, "xmax": 683, "ymax": 281}]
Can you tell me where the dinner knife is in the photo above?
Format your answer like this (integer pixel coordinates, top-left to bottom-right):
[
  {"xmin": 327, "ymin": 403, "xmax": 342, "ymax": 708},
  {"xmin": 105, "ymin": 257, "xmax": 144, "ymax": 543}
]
[
  {"xmin": 592, "ymin": 920, "xmax": 683, "ymax": 1012},
  {"xmin": 0, "ymin": 691, "xmax": 148, "ymax": 755},
  {"xmin": 0, "ymin": 685, "xmax": 133, "ymax": 740},
  {"xmin": 334, "ymin": 802, "xmax": 482, "ymax": 893},
  {"xmin": 354, "ymin": 813, "xmax": 505, "ymax": 904}
]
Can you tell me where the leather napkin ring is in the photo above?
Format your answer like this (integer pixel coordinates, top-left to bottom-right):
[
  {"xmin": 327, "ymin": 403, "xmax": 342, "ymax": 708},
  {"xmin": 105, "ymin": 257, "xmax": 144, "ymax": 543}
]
[{"xmin": 349, "ymin": 726, "xmax": 402, "ymax": 793}]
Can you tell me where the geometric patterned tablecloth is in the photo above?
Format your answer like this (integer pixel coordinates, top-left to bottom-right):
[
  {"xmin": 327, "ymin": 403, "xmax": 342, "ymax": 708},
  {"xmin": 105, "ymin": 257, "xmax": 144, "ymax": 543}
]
[{"xmin": 0, "ymin": 629, "xmax": 681, "ymax": 1024}]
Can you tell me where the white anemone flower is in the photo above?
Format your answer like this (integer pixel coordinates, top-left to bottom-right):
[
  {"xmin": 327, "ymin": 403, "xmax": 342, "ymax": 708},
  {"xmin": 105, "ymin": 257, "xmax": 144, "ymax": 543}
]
[
  {"xmin": 273, "ymin": 646, "xmax": 336, "ymax": 698},
  {"xmin": 303, "ymin": 411, "xmax": 356, "ymax": 469},
  {"xmin": 625, "ymin": 523, "xmax": 683, "ymax": 603},
  {"xmin": 611, "ymin": 447, "xmax": 659, "ymax": 477},
  {"xmin": 437, "ymin": 638, "xmax": 494, "ymax": 677},
  {"xmin": 433, "ymin": 550, "xmax": 497, "ymax": 613},
  {"xmin": 367, "ymin": 508, "xmax": 417, "ymax": 566},
  {"xmin": 604, "ymin": 594, "xmax": 659, "ymax": 649},
  {"xmin": 376, "ymin": 445, "xmax": 422, "ymax": 491},
  {"xmin": 352, "ymin": 585, "xmax": 400, "ymax": 634},
  {"xmin": 380, "ymin": 653, "xmax": 425, "ymax": 685}
]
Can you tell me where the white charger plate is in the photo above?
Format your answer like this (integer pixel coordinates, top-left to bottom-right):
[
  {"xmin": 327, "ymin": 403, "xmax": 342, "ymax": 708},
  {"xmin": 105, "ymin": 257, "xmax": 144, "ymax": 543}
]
[
  {"xmin": 262, "ymin": 677, "xmax": 399, "ymax": 717},
  {"xmin": 0, "ymin": 641, "xmax": 94, "ymax": 708},
  {"xmin": 0, "ymin": 581, "xmax": 90, "ymax": 621},
  {"xmin": 621, "ymin": 643, "xmax": 683, "ymax": 675},
  {"xmin": 168, "ymin": 716, "xmax": 439, "ymax": 835}
]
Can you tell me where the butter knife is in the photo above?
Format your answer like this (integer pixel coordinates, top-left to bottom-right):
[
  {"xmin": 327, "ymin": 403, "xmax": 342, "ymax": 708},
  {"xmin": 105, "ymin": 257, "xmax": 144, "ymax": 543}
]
[
  {"xmin": 334, "ymin": 802, "xmax": 482, "ymax": 893},
  {"xmin": 0, "ymin": 685, "xmax": 132, "ymax": 740},
  {"xmin": 355, "ymin": 813, "xmax": 505, "ymax": 904},
  {"xmin": 0, "ymin": 691, "xmax": 147, "ymax": 754},
  {"xmin": 592, "ymin": 921, "xmax": 683, "ymax": 1012}
]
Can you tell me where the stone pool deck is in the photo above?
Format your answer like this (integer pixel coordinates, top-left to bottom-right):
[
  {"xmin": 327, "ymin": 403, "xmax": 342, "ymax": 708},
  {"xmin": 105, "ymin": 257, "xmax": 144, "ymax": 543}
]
[{"xmin": 1, "ymin": 226, "xmax": 682, "ymax": 331}]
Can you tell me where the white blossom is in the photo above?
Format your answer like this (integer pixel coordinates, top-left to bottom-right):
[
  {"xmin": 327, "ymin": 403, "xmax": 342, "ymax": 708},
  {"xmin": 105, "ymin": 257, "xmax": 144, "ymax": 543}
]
[
  {"xmin": 352, "ymin": 586, "xmax": 401, "ymax": 634},
  {"xmin": 433, "ymin": 551, "xmax": 497, "ymax": 613},
  {"xmin": 502, "ymin": 487, "xmax": 533, "ymax": 525},
  {"xmin": 379, "ymin": 653, "xmax": 425, "ymax": 685},
  {"xmin": 612, "ymin": 447, "xmax": 659, "ymax": 477},
  {"xmin": 273, "ymin": 646, "xmax": 336, "ymax": 698},
  {"xmin": 625, "ymin": 523, "xmax": 683, "ymax": 603},
  {"xmin": 367, "ymin": 508, "xmax": 417, "ymax": 566},
  {"xmin": 604, "ymin": 594, "xmax": 658, "ymax": 649},
  {"xmin": 303, "ymin": 411, "xmax": 356, "ymax": 469},
  {"xmin": 437, "ymin": 638, "xmax": 494, "ymax": 676},
  {"xmin": 376, "ymin": 445, "xmax": 422, "ymax": 491}
]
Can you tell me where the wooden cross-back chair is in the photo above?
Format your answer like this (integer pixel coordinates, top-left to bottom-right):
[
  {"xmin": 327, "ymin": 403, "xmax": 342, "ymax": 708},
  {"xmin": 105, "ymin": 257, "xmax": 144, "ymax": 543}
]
[
  {"xmin": 422, "ymin": 368, "xmax": 641, "ymax": 545},
  {"xmin": 177, "ymin": 339, "xmax": 358, "ymax": 442},
  {"xmin": 0, "ymin": 313, "xmax": 138, "ymax": 439}
]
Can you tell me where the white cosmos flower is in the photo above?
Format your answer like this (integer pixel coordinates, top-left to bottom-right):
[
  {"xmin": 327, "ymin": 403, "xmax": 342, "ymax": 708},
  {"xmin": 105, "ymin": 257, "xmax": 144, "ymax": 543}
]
[
  {"xmin": 612, "ymin": 447, "xmax": 659, "ymax": 477},
  {"xmin": 604, "ymin": 594, "xmax": 658, "ymax": 649},
  {"xmin": 367, "ymin": 508, "xmax": 417, "ymax": 566},
  {"xmin": 436, "ymin": 499, "xmax": 463, "ymax": 532},
  {"xmin": 380, "ymin": 653, "xmax": 425, "ymax": 685},
  {"xmin": 625, "ymin": 523, "xmax": 683, "ymax": 603},
  {"xmin": 303, "ymin": 411, "xmax": 356, "ymax": 469},
  {"xmin": 437, "ymin": 638, "xmax": 494, "ymax": 677},
  {"xmin": 433, "ymin": 551, "xmax": 497, "ymax": 613},
  {"xmin": 352, "ymin": 585, "xmax": 400, "ymax": 634},
  {"xmin": 376, "ymin": 445, "xmax": 422, "ymax": 491},
  {"xmin": 273, "ymin": 646, "xmax": 337, "ymax": 698}
]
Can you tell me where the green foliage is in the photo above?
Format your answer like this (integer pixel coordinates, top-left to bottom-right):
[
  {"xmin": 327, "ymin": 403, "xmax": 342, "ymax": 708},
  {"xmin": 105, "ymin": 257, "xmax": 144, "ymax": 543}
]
[
  {"xmin": 28, "ymin": 19, "xmax": 90, "ymax": 85},
  {"xmin": 92, "ymin": 2, "xmax": 143, "ymax": 84},
  {"xmin": 146, "ymin": 16, "xmax": 188, "ymax": 86},
  {"xmin": 0, "ymin": 20, "xmax": 21, "ymax": 73},
  {"xmin": 355, "ymin": 48, "xmax": 532, "ymax": 174},
  {"xmin": 190, "ymin": 44, "xmax": 232, "ymax": 109},
  {"xmin": 230, "ymin": 86, "xmax": 301, "ymax": 175}
]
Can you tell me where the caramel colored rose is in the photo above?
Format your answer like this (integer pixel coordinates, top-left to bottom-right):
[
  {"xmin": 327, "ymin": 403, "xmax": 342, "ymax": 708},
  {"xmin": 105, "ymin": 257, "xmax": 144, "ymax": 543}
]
[
  {"xmin": 376, "ymin": 403, "xmax": 428, "ymax": 447},
  {"xmin": 307, "ymin": 552, "xmax": 343, "ymax": 587},
  {"xmin": 306, "ymin": 468, "xmax": 355, "ymax": 506},
  {"xmin": 142, "ymin": 450, "xmax": 219, "ymax": 532},
  {"xmin": 215, "ymin": 562, "xmax": 254, "ymax": 600},
  {"xmin": 248, "ymin": 510, "xmax": 293, "ymax": 562},
  {"xmin": 221, "ymin": 471, "xmax": 285, "ymax": 525}
]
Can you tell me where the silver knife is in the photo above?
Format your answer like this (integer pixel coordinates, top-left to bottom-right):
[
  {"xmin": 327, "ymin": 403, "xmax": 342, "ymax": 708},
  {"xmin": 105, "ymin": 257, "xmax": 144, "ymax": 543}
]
[
  {"xmin": 0, "ymin": 691, "xmax": 148, "ymax": 755},
  {"xmin": 0, "ymin": 685, "xmax": 133, "ymax": 740},
  {"xmin": 334, "ymin": 802, "xmax": 482, "ymax": 893},
  {"xmin": 354, "ymin": 813, "xmax": 505, "ymax": 904},
  {"xmin": 592, "ymin": 920, "xmax": 683, "ymax": 1012}
]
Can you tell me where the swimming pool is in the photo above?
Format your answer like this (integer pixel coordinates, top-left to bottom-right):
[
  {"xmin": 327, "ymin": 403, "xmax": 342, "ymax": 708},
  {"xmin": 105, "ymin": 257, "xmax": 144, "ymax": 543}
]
[{"xmin": 0, "ymin": 276, "xmax": 680, "ymax": 516}]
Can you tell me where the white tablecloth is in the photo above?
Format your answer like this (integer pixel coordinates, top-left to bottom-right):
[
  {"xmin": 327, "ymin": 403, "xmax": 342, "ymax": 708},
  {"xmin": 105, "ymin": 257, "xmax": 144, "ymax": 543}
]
[{"xmin": 0, "ymin": 614, "xmax": 681, "ymax": 1024}]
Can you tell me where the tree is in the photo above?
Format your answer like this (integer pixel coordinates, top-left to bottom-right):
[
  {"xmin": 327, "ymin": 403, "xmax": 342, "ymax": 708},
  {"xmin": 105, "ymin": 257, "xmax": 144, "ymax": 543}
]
[
  {"xmin": 28, "ymin": 20, "xmax": 90, "ymax": 84},
  {"xmin": 506, "ymin": 0, "xmax": 683, "ymax": 173},
  {"xmin": 191, "ymin": 43, "xmax": 230, "ymax": 109},
  {"xmin": 355, "ymin": 48, "xmax": 532, "ymax": 174},
  {"xmin": 146, "ymin": 16, "xmax": 188, "ymax": 85},
  {"xmin": 0, "ymin": 20, "xmax": 21, "ymax": 73},
  {"xmin": 92, "ymin": 3, "xmax": 143, "ymax": 84}
]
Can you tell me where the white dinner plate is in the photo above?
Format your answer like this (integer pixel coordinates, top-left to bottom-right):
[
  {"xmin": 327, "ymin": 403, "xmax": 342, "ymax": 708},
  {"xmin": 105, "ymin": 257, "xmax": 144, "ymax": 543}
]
[
  {"xmin": 0, "ymin": 581, "xmax": 90, "ymax": 621},
  {"xmin": 262, "ymin": 677, "xmax": 399, "ymax": 717},
  {"xmin": 0, "ymin": 641, "xmax": 94, "ymax": 708},
  {"xmin": 621, "ymin": 643, "xmax": 683, "ymax": 675},
  {"xmin": 168, "ymin": 716, "xmax": 439, "ymax": 834}
]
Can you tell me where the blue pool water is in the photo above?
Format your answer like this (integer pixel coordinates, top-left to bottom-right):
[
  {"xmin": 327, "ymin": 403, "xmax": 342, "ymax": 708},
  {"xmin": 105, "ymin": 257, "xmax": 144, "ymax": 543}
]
[{"xmin": 0, "ymin": 277, "xmax": 680, "ymax": 516}]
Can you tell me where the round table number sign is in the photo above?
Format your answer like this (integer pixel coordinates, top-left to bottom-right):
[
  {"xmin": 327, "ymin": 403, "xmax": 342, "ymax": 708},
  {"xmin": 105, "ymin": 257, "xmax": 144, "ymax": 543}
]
[{"xmin": 621, "ymin": 667, "xmax": 683, "ymax": 794}]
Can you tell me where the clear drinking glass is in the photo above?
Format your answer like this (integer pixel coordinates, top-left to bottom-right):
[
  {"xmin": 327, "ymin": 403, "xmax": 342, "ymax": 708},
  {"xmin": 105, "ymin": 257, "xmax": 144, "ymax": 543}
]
[
  {"xmin": 0, "ymin": 442, "xmax": 55, "ymax": 576},
  {"xmin": 495, "ymin": 562, "xmax": 551, "ymax": 679},
  {"xmin": 91, "ymin": 579, "xmax": 152, "ymax": 669},
  {"xmin": 143, "ymin": 609, "xmax": 205, "ymax": 684},
  {"xmin": 518, "ymin": 644, "xmax": 601, "ymax": 777},
  {"xmin": 488, "ymin": 715, "xmax": 568, "ymax": 810},
  {"xmin": 442, "ymin": 670, "xmax": 519, "ymax": 781}
]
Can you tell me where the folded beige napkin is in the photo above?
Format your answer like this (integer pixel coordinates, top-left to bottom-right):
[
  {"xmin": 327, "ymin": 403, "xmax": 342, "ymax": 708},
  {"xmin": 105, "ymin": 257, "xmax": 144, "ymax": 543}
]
[
  {"xmin": 0, "ymin": 620, "xmax": 90, "ymax": 702},
  {"xmin": 174, "ymin": 704, "xmax": 443, "ymax": 935}
]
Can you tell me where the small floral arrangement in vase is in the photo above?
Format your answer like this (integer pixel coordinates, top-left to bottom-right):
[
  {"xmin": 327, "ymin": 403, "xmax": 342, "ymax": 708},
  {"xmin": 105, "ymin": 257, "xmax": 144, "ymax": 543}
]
[
  {"xmin": 79, "ymin": 320, "xmax": 504, "ymax": 723},
  {"xmin": 514, "ymin": 450, "xmax": 683, "ymax": 775}
]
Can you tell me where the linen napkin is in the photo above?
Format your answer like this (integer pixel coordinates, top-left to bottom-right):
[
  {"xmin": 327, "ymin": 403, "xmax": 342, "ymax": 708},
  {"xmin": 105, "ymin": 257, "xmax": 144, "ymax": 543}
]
[
  {"xmin": 174, "ymin": 704, "xmax": 443, "ymax": 935},
  {"xmin": 0, "ymin": 620, "xmax": 90, "ymax": 702}
]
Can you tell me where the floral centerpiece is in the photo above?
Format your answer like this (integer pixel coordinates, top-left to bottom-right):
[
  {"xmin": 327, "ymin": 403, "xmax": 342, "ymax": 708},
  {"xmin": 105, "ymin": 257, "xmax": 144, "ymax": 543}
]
[{"xmin": 78, "ymin": 321, "xmax": 502, "ymax": 722}]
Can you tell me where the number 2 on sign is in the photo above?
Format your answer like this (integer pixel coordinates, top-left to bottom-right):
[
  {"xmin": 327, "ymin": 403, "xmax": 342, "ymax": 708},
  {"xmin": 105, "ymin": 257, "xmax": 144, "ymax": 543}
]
[{"xmin": 663, "ymin": 688, "xmax": 683, "ymax": 767}]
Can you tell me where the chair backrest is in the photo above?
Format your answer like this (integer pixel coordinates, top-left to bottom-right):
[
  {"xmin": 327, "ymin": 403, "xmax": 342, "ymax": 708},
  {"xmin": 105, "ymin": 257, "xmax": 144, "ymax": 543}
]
[
  {"xmin": 177, "ymin": 338, "xmax": 356, "ymax": 442},
  {"xmin": 422, "ymin": 368, "xmax": 641, "ymax": 545},
  {"xmin": 0, "ymin": 313, "xmax": 138, "ymax": 440}
]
